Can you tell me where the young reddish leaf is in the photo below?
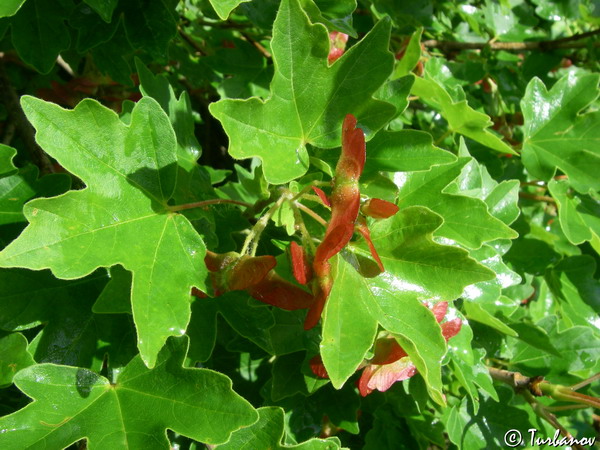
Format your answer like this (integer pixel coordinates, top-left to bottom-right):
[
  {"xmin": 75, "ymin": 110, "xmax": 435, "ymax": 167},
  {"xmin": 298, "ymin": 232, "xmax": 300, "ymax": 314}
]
[
  {"xmin": 314, "ymin": 224, "xmax": 355, "ymax": 277},
  {"xmin": 337, "ymin": 114, "xmax": 366, "ymax": 180},
  {"xmin": 355, "ymin": 217, "xmax": 384, "ymax": 273},
  {"xmin": 442, "ymin": 318, "xmax": 462, "ymax": 340},
  {"xmin": 204, "ymin": 251, "xmax": 236, "ymax": 272},
  {"xmin": 328, "ymin": 31, "xmax": 349, "ymax": 64},
  {"xmin": 358, "ymin": 358, "xmax": 417, "ymax": 396},
  {"xmin": 361, "ymin": 198, "xmax": 399, "ymax": 219},
  {"xmin": 227, "ymin": 255, "xmax": 276, "ymax": 291},
  {"xmin": 431, "ymin": 301, "xmax": 449, "ymax": 323},
  {"xmin": 290, "ymin": 242, "xmax": 312, "ymax": 285},
  {"xmin": 309, "ymin": 355, "xmax": 329, "ymax": 379},
  {"xmin": 304, "ymin": 275, "xmax": 332, "ymax": 330},
  {"xmin": 248, "ymin": 271, "xmax": 314, "ymax": 311},
  {"xmin": 370, "ymin": 338, "xmax": 408, "ymax": 365},
  {"xmin": 306, "ymin": 114, "xmax": 367, "ymax": 329},
  {"xmin": 311, "ymin": 186, "xmax": 331, "ymax": 207}
]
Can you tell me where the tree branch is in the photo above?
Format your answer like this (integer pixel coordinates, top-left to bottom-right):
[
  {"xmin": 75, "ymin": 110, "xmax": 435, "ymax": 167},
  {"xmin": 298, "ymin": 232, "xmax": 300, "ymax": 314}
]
[{"xmin": 423, "ymin": 29, "xmax": 600, "ymax": 52}]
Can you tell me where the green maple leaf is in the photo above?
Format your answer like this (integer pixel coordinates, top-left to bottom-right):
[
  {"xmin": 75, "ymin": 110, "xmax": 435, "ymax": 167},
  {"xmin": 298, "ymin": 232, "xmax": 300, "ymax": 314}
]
[
  {"xmin": 321, "ymin": 206, "xmax": 495, "ymax": 404},
  {"xmin": 0, "ymin": 96, "xmax": 208, "ymax": 368},
  {"xmin": 0, "ymin": 0, "xmax": 27, "ymax": 18},
  {"xmin": 0, "ymin": 144, "xmax": 17, "ymax": 178},
  {"xmin": 216, "ymin": 406, "xmax": 342, "ymax": 449},
  {"xmin": 7, "ymin": 0, "xmax": 71, "ymax": 73},
  {"xmin": 209, "ymin": 0, "xmax": 250, "ymax": 20},
  {"xmin": 521, "ymin": 72, "xmax": 600, "ymax": 194},
  {"xmin": 209, "ymin": 0, "xmax": 395, "ymax": 184},
  {"xmin": 0, "ymin": 268, "xmax": 137, "ymax": 372},
  {"xmin": 83, "ymin": 0, "xmax": 118, "ymax": 22},
  {"xmin": 0, "ymin": 163, "xmax": 70, "ymax": 226},
  {"xmin": 410, "ymin": 60, "xmax": 517, "ymax": 156},
  {"xmin": 548, "ymin": 178, "xmax": 600, "ymax": 250},
  {"xmin": 396, "ymin": 158, "xmax": 518, "ymax": 248},
  {"xmin": 0, "ymin": 336, "xmax": 258, "ymax": 449},
  {"xmin": 0, "ymin": 332, "xmax": 34, "ymax": 387}
]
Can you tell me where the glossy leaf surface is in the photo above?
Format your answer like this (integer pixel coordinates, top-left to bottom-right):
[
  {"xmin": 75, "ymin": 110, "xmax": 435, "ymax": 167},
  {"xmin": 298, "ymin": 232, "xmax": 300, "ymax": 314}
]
[
  {"xmin": 521, "ymin": 72, "xmax": 600, "ymax": 194},
  {"xmin": 210, "ymin": 0, "xmax": 395, "ymax": 184},
  {"xmin": 411, "ymin": 63, "xmax": 516, "ymax": 155},
  {"xmin": 396, "ymin": 159, "xmax": 518, "ymax": 248},
  {"xmin": 0, "ymin": 97, "xmax": 207, "ymax": 368}
]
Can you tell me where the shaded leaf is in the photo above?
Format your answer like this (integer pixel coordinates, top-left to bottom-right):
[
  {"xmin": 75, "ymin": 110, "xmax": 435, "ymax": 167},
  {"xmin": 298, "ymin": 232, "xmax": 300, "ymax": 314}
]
[
  {"xmin": 0, "ymin": 164, "xmax": 70, "ymax": 226},
  {"xmin": 0, "ymin": 332, "xmax": 34, "ymax": 387},
  {"xmin": 510, "ymin": 315, "xmax": 600, "ymax": 382},
  {"xmin": 8, "ymin": 0, "xmax": 71, "ymax": 73},
  {"xmin": 84, "ymin": 0, "xmax": 118, "ymax": 22},
  {"xmin": 0, "ymin": 145, "xmax": 17, "ymax": 178},
  {"xmin": 215, "ymin": 406, "xmax": 342, "ymax": 449},
  {"xmin": 442, "ymin": 387, "xmax": 533, "ymax": 450},
  {"xmin": 546, "ymin": 255, "xmax": 600, "ymax": 329},
  {"xmin": 548, "ymin": 178, "xmax": 600, "ymax": 247},
  {"xmin": 447, "ymin": 320, "xmax": 498, "ymax": 414},
  {"xmin": 0, "ymin": 336, "xmax": 258, "ymax": 448},
  {"xmin": 0, "ymin": 268, "xmax": 136, "ymax": 372},
  {"xmin": 121, "ymin": 0, "xmax": 177, "ymax": 60}
]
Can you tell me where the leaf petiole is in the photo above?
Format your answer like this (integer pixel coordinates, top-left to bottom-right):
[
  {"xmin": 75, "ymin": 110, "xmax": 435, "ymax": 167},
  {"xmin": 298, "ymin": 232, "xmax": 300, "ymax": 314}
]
[{"xmin": 168, "ymin": 198, "xmax": 252, "ymax": 212}]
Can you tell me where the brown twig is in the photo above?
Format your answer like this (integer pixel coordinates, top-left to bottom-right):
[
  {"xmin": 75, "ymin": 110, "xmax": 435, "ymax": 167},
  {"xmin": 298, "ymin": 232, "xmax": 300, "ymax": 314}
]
[
  {"xmin": 0, "ymin": 58, "xmax": 54, "ymax": 174},
  {"xmin": 519, "ymin": 192, "xmax": 556, "ymax": 204},
  {"xmin": 489, "ymin": 367, "xmax": 594, "ymax": 450},
  {"xmin": 423, "ymin": 29, "xmax": 600, "ymax": 52},
  {"xmin": 240, "ymin": 32, "xmax": 271, "ymax": 58},
  {"xmin": 178, "ymin": 28, "xmax": 207, "ymax": 56}
]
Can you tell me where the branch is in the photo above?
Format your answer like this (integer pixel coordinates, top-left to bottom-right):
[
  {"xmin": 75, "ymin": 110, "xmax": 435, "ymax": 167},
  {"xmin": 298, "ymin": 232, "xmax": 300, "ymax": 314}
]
[
  {"xmin": 519, "ymin": 192, "xmax": 556, "ymax": 204},
  {"xmin": 423, "ymin": 29, "xmax": 600, "ymax": 52},
  {"xmin": 0, "ymin": 58, "xmax": 54, "ymax": 174}
]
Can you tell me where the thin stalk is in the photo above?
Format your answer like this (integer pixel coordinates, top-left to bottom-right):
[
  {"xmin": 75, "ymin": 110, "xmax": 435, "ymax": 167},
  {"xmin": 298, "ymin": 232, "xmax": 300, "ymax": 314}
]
[
  {"xmin": 296, "ymin": 202, "xmax": 327, "ymax": 226},
  {"xmin": 241, "ymin": 195, "xmax": 287, "ymax": 256},
  {"xmin": 290, "ymin": 201, "xmax": 317, "ymax": 254},
  {"xmin": 168, "ymin": 198, "xmax": 252, "ymax": 212},
  {"xmin": 434, "ymin": 129, "xmax": 452, "ymax": 146},
  {"xmin": 570, "ymin": 373, "xmax": 600, "ymax": 391}
]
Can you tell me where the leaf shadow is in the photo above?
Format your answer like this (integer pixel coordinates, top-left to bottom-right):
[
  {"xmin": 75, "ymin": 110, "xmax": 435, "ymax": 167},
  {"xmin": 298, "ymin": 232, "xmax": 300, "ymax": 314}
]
[
  {"xmin": 75, "ymin": 368, "xmax": 101, "ymax": 398},
  {"xmin": 125, "ymin": 162, "xmax": 179, "ymax": 213}
]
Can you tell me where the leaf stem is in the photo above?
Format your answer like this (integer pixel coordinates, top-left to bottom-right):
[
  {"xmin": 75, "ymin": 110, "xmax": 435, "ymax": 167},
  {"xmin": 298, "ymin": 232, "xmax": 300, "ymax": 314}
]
[
  {"xmin": 168, "ymin": 198, "xmax": 252, "ymax": 212},
  {"xmin": 570, "ymin": 373, "xmax": 600, "ymax": 391},
  {"xmin": 290, "ymin": 202, "xmax": 317, "ymax": 254},
  {"xmin": 434, "ymin": 129, "xmax": 452, "ymax": 146},
  {"xmin": 241, "ymin": 194, "xmax": 287, "ymax": 256},
  {"xmin": 296, "ymin": 202, "xmax": 327, "ymax": 226}
]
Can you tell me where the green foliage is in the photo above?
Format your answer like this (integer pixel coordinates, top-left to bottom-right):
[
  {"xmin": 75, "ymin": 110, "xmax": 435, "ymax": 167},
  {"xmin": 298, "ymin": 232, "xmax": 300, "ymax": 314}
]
[{"xmin": 0, "ymin": 0, "xmax": 599, "ymax": 448}]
